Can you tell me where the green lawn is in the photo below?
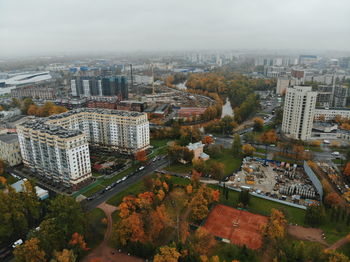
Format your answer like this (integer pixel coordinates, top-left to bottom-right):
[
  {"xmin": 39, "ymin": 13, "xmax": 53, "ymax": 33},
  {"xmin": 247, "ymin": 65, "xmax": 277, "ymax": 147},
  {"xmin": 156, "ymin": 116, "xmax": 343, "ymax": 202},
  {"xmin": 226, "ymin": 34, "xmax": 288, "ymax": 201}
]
[
  {"xmin": 320, "ymin": 212, "xmax": 350, "ymax": 244},
  {"xmin": 211, "ymin": 185, "xmax": 306, "ymax": 225},
  {"xmin": 165, "ymin": 163, "xmax": 192, "ymax": 174},
  {"xmin": 255, "ymin": 147, "xmax": 267, "ymax": 154},
  {"xmin": 80, "ymin": 165, "xmax": 139, "ymax": 197},
  {"xmin": 151, "ymin": 138, "xmax": 171, "ymax": 148},
  {"xmin": 304, "ymin": 145, "xmax": 324, "ymax": 152},
  {"xmin": 210, "ymin": 149, "xmax": 242, "ymax": 176},
  {"xmin": 85, "ymin": 208, "xmax": 107, "ymax": 249},
  {"xmin": 107, "ymin": 180, "xmax": 145, "ymax": 206}
]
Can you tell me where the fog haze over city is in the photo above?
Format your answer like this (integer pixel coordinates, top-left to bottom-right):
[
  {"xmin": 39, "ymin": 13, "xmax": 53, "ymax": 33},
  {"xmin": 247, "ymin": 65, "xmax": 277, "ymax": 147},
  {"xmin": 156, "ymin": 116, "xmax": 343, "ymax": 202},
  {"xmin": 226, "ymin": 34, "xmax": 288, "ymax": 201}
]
[{"xmin": 1, "ymin": 0, "xmax": 350, "ymax": 57}]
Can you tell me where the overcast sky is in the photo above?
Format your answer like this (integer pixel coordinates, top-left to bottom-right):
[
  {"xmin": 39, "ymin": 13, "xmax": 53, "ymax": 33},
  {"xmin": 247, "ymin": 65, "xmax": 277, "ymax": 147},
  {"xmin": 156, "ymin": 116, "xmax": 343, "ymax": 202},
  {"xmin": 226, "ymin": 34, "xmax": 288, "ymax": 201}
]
[{"xmin": 1, "ymin": 0, "xmax": 350, "ymax": 56}]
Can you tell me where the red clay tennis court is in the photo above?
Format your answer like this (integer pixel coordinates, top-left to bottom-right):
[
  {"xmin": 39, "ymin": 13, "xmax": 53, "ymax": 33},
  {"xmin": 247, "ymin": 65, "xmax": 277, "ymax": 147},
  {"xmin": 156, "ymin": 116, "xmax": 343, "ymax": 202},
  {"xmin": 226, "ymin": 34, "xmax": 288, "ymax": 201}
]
[{"xmin": 203, "ymin": 204, "xmax": 268, "ymax": 250}]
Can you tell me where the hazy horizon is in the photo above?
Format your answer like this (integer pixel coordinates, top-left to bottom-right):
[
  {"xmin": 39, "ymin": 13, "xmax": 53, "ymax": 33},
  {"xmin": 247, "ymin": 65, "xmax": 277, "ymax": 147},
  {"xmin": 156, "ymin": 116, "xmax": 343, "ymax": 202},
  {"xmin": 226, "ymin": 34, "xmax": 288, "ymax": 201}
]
[{"xmin": 1, "ymin": 0, "xmax": 350, "ymax": 57}]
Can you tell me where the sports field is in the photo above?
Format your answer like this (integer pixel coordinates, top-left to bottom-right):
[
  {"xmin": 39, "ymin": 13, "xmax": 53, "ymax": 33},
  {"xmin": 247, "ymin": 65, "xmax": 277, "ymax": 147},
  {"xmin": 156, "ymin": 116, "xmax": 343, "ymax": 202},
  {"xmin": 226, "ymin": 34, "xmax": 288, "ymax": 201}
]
[{"xmin": 204, "ymin": 204, "xmax": 268, "ymax": 250}]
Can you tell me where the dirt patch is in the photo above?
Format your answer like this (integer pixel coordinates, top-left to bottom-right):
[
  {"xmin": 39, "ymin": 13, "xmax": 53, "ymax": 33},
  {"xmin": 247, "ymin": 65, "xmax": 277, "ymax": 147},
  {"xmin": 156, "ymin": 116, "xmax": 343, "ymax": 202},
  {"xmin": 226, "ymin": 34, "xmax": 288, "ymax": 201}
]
[
  {"xmin": 288, "ymin": 225, "xmax": 327, "ymax": 245},
  {"xmin": 82, "ymin": 202, "xmax": 144, "ymax": 262},
  {"xmin": 203, "ymin": 204, "xmax": 268, "ymax": 250}
]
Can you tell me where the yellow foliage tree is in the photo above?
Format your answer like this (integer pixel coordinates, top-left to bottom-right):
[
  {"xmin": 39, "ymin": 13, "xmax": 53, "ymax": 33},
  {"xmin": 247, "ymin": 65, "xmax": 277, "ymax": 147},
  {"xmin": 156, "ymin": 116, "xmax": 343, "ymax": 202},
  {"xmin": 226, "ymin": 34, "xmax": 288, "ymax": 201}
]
[
  {"xmin": 13, "ymin": 238, "xmax": 46, "ymax": 262},
  {"xmin": 154, "ymin": 246, "xmax": 181, "ymax": 262}
]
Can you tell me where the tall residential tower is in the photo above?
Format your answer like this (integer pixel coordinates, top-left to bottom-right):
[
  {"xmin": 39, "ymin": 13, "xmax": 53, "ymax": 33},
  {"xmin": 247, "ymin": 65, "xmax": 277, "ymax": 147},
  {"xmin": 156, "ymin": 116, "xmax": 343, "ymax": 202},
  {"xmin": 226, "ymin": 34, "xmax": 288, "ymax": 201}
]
[{"xmin": 282, "ymin": 86, "xmax": 317, "ymax": 140}]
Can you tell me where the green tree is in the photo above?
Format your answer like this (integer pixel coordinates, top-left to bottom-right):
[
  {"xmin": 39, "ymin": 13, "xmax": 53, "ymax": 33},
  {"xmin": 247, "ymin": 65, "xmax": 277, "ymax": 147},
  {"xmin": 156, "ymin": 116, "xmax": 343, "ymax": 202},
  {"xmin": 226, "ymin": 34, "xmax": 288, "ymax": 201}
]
[
  {"xmin": 232, "ymin": 134, "xmax": 242, "ymax": 156},
  {"xmin": 238, "ymin": 189, "xmax": 250, "ymax": 207},
  {"xmin": 47, "ymin": 195, "xmax": 86, "ymax": 243},
  {"xmin": 305, "ymin": 204, "xmax": 326, "ymax": 227}
]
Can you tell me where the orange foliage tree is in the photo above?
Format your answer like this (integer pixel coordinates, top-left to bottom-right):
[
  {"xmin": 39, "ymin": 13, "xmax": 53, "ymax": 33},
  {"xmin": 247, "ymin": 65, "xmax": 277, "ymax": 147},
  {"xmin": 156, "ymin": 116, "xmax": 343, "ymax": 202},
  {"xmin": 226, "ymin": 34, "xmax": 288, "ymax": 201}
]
[
  {"xmin": 324, "ymin": 193, "xmax": 342, "ymax": 208},
  {"xmin": 135, "ymin": 150, "xmax": 147, "ymax": 163},
  {"xmin": 190, "ymin": 227, "xmax": 216, "ymax": 256},
  {"xmin": 202, "ymin": 136, "xmax": 214, "ymax": 145},
  {"xmin": 344, "ymin": 162, "xmax": 350, "ymax": 177}
]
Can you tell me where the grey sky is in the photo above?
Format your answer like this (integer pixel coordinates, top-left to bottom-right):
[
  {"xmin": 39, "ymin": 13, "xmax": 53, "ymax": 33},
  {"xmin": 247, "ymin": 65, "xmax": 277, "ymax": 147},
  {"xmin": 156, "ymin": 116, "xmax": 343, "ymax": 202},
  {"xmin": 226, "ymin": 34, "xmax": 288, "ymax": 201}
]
[{"xmin": 1, "ymin": 0, "xmax": 350, "ymax": 56}]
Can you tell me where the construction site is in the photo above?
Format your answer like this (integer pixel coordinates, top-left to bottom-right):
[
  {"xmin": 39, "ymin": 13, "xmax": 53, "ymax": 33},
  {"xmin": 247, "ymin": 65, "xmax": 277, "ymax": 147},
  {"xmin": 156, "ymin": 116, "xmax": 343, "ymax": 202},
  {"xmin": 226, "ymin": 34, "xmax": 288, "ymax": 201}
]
[{"xmin": 228, "ymin": 157, "xmax": 321, "ymax": 206}]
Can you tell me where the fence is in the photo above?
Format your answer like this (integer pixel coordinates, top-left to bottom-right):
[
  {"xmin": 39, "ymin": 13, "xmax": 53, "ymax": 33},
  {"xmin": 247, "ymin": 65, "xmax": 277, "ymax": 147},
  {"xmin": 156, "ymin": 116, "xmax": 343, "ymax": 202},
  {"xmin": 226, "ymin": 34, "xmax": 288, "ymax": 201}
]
[
  {"xmin": 219, "ymin": 183, "xmax": 307, "ymax": 210},
  {"xmin": 303, "ymin": 161, "xmax": 323, "ymax": 200}
]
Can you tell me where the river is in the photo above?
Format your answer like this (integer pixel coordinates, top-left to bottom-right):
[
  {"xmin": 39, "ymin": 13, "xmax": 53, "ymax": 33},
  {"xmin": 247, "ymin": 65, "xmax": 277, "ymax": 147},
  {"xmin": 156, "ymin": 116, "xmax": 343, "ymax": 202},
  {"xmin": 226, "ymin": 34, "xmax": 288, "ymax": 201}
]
[
  {"xmin": 175, "ymin": 81, "xmax": 187, "ymax": 90},
  {"xmin": 221, "ymin": 98, "xmax": 234, "ymax": 118}
]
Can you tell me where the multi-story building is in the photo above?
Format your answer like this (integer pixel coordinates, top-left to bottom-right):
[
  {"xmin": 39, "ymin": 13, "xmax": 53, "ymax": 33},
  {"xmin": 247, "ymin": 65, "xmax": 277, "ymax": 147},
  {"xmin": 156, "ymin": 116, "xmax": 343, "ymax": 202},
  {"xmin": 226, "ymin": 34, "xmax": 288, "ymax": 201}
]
[
  {"xmin": 314, "ymin": 107, "xmax": 350, "ymax": 121},
  {"xmin": 17, "ymin": 108, "xmax": 150, "ymax": 188},
  {"xmin": 17, "ymin": 120, "xmax": 91, "ymax": 188},
  {"xmin": 11, "ymin": 85, "xmax": 57, "ymax": 100},
  {"xmin": 276, "ymin": 77, "xmax": 297, "ymax": 95},
  {"xmin": 282, "ymin": 86, "xmax": 317, "ymax": 140},
  {"xmin": 46, "ymin": 108, "xmax": 150, "ymax": 153},
  {"xmin": 0, "ymin": 134, "xmax": 22, "ymax": 166},
  {"xmin": 70, "ymin": 75, "xmax": 128, "ymax": 100}
]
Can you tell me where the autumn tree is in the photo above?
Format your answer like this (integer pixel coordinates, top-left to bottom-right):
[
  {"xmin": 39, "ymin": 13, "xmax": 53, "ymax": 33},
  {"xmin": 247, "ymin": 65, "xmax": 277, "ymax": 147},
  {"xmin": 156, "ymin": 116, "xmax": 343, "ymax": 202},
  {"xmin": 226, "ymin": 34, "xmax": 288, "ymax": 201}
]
[
  {"xmin": 154, "ymin": 245, "xmax": 181, "ymax": 262},
  {"xmin": 260, "ymin": 129, "xmax": 278, "ymax": 144},
  {"xmin": 263, "ymin": 209, "xmax": 287, "ymax": 245},
  {"xmin": 344, "ymin": 162, "xmax": 350, "ymax": 177},
  {"xmin": 190, "ymin": 227, "xmax": 216, "ymax": 256},
  {"xmin": 208, "ymin": 161, "xmax": 225, "ymax": 179},
  {"xmin": 324, "ymin": 193, "xmax": 342, "ymax": 208},
  {"xmin": 168, "ymin": 144, "xmax": 194, "ymax": 163},
  {"xmin": 232, "ymin": 134, "xmax": 242, "ymax": 157},
  {"xmin": 149, "ymin": 205, "xmax": 172, "ymax": 243},
  {"xmin": 13, "ymin": 238, "xmax": 46, "ymax": 262},
  {"xmin": 253, "ymin": 117, "xmax": 264, "ymax": 132},
  {"xmin": 135, "ymin": 150, "xmax": 147, "ymax": 163},
  {"xmin": 0, "ymin": 159, "xmax": 4, "ymax": 175},
  {"xmin": 27, "ymin": 104, "xmax": 38, "ymax": 116},
  {"xmin": 202, "ymin": 136, "xmax": 214, "ymax": 145},
  {"xmin": 113, "ymin": 212, "xmax": 147, "ymax": 246},
  {"xmin": 242, "ymin": 144, "xmax": 256, "ymax": 156},
  {"xmin": 51, "ymin": 249, "xmax": 77, "ymax": 262}
]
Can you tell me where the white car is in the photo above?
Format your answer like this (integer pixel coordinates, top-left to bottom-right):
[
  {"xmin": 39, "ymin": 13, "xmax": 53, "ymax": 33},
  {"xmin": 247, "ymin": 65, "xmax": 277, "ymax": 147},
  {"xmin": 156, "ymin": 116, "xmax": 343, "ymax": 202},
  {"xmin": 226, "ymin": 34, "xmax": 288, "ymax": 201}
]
[{"xmin": 12, "ymin": 239, "xmax": 23, "ymax": 248}]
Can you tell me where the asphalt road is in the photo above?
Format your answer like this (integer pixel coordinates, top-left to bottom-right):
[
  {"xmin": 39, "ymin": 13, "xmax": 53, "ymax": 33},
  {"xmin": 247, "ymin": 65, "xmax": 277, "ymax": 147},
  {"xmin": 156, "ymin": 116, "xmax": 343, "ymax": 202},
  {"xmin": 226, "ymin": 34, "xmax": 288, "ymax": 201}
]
[
  {"xmin": 213, "ymin": 135, "xmax": 343, "ymax": 162},
  {"xmin": 82, "ymin": 157, "xmax": 169, "ymax": 211}
]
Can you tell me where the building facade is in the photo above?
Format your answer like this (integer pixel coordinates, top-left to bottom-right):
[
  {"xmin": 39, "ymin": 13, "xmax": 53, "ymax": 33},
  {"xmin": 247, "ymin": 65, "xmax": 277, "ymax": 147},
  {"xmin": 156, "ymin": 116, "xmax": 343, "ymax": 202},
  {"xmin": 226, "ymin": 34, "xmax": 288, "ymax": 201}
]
[
  {"xmin": 11, "ymin": 85, "xmax": 57, "ymax": 100},
  {"xmin": 17, "ymin": 120, "xmax": 91, "ymax": 188},
  {"xmin": 314, "ymin": 108, "xmax": 350, "ymax": 121},
  {"xmin": 0, "ymin": 134, "xmax": 22, "ymax": 166},
  {"xmin": 46, "ymin": 108, "xmax": 150, "ymax": 153},
  {"xmin": 282, "ymin": 86, "xmax": 317, "ymax": 140},
  {"xmin": 71, "ymin": 76, "xmax": 128, "ymax": 100}
]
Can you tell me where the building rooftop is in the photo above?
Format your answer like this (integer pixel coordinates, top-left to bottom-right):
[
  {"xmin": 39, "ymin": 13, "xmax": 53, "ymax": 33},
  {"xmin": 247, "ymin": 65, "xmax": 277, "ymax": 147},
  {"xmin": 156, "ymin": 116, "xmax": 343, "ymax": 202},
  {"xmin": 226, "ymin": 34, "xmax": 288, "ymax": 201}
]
[
  {"xmin": 187, "ymin": 141, "xmax": 204, "ymax": 151},
  {"xmin": 0, "ymin": 133, "xmax": 19, "ymax": 144},
  {"xmin": 316, "ymin": 107, "xmax": 350, "ymax": 111},
  {"xmin": 20, "ymin": 119, "xmax": 83, "ymax": 138},
  {"xmin": 48, "ymin": 108, "xmax": 145, "ymax": 120}
]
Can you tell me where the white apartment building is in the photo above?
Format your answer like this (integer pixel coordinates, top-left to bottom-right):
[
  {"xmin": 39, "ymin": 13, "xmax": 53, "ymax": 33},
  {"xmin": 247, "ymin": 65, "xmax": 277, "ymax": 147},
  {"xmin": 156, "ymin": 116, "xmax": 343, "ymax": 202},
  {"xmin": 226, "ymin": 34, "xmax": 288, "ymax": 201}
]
[
  {"xmin": 282, "ymin": 86, "xmax": 317, "ymax": 140},
  {"xmin": 46, "ymin": 108, "xmax": 150, "ymax": 153},
  {"xmin": 314, "ymin": 108, "xmax": 350, "ymax": 121},
  {"xmin": 0, "ymin": 134, "xmax": 22, "ymax": 166},
  {"xmin": 17, "ymin": 120, "xmax": 91, "ymax": 188},
  {"xmin": 17, "ymin": 108, "xmax": 150, "ymax": 188}
]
